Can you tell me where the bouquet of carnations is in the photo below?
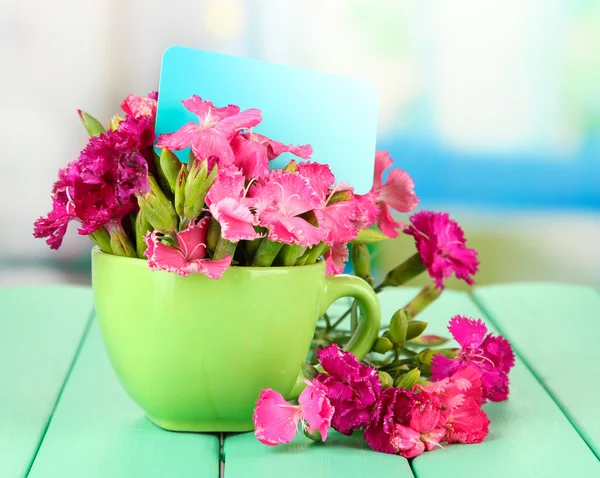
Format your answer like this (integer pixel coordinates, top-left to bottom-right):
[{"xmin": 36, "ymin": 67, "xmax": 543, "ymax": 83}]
[{"xmin": 34, "ymin": 92, "xmax": 514, "ymax": 458}]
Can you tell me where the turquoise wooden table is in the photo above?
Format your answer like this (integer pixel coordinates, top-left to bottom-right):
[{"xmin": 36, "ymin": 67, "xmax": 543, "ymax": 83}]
[{"xmin": 1, "ymin": 283, "xmax": 599, "ymax": 477}]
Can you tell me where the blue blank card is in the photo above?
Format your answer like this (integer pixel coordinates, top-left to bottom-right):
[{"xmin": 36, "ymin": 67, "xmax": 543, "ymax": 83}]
[{"xmin": 155, "ymin": 46, "xmax": 378, "ymax": 194}]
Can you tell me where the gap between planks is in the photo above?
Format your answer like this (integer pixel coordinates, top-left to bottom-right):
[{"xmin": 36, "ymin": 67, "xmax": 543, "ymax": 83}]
[
  {"xmin": 25, "ymin": 307, "xmax": 96, "ymax": 477},
  {"xmin": 469, "ymin": 291, "xmax": 599, "ymax": 461}
]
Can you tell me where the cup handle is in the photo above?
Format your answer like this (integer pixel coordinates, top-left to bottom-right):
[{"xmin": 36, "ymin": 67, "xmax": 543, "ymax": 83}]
[{"xmin": 285, "ymin": 274, "xmax": 381, "ymax": 400}]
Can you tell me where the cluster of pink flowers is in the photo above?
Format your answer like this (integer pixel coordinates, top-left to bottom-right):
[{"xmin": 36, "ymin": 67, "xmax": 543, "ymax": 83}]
[
  {"xmin": 34, "ymin": 92, "xmax": 479, "ymax": 289},
  {"xmin": 254, "ymin": 316, "xmax": 515, "ymax": 458},
  {"xmin": 34, "ymin": 93, "xmax": 157, "ymax": 249}
]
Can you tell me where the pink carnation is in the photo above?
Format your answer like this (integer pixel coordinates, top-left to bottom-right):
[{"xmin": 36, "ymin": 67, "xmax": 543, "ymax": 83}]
[
  {"xmin": 144, "ymin": 217, "xmax": 232, "ymax": 279},
  {"xmin": 34, "ymin": 132, "xmax": 149, "ymax": 247},
  {"xmin": 253, "ymin": 381, "xmax": 333, "ymax": 446},
  {"xmin": 364, "ymin": 388, "xmax": 445, "ymax": 458},
  {"xmin": 365, "ymin": 365, "xmax": 489, "ymax": 457},
  {"xmin": 314, "ymin": 344, "xmax": 381, "ymax": 435},
  {"xmin": 431, "ymin": 316, "xmax": 515, "ymax": 401},
  {"xmin": 156, "ymin": 95, "xmax": 261, "ymax": 165},
  {"xmin": 404, "ymin": 211, "xmax": 479, "ymax": 288},
  {"xmin": 231, "ymin": 132, "xmax": 312, "ymax": 179},
  {"xmin": 247, "ymin": 170, "xmax": 325, "ymax": 247},
  {"xmin": 205, "ymin": 168, "xmax": 260, "ymax": 242},
  {"xmin": 369, "ymin": 151, "xmax": 419, "ymax": 238}
]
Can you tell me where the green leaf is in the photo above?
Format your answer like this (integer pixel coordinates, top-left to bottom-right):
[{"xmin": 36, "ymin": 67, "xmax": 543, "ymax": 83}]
[
  {"xmin": 77, "ymin": 109, "xmax": 106, "ymax": 137},
  {"xmin": 351, "ymin": 228, "xmax": 389, "ymax": 244}
]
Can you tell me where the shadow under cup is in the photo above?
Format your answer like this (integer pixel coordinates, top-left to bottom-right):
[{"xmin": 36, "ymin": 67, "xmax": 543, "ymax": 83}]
[{"xmin": 91, "ymin": 247, "xmax": 380, "ymax": 432}]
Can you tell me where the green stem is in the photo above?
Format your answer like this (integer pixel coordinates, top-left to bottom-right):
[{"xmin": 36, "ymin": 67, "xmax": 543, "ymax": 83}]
[
  {"xmin": 382, "ymin": 252, "xmax": 426, "ymax": 287},
  {"xmin": 251, "ymin": 239, "xmax": 284, "ymax": 267},
  {"xmin": 213, "ymin": 237, "xmax": 237, "ymax": 261},
  {"xmin": 300, "ymin": 242, "xmax": 329, "ymax": 265},
  {"xmin": 276, "ymin": 244, "xmax": 302, "ymax": 266},
  {"xmin": 206, "ymin": 217, "xmax": 220, "ymax": 255},
  {"xmin": 404, "ymin": 282, "xmax": 442, "ymax": 318}
]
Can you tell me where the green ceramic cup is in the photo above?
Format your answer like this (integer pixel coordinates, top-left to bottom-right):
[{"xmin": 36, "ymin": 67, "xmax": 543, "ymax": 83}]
[{"xmin": 91, "ymin": 247, "xmax": 381, "ymax": 432}]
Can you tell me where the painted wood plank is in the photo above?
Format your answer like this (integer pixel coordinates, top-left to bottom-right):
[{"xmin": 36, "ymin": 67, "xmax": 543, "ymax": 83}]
[
  {"xmin": 28, "ymin": 322, "xmax": 220, "ymax": 478},
  {"xmin": 0, "ymin": 286, "xmax": 93, "ymax": 478},
  {"xmin": 224, "ymin": 431, "xmax": 414, "ymax": 478},
  {"xmin": 376, "ymin": 288, "xmax": 599, "ymax": 477},
  {"xmin": 473, "ymin": 283, "xmax": 600, "ymax": 459}
]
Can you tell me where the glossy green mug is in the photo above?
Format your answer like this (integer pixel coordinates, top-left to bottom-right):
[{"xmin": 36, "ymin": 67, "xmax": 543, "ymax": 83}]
[{"xmin": 91, "ymin": 247, "xmax": 380, "ymax": 432}]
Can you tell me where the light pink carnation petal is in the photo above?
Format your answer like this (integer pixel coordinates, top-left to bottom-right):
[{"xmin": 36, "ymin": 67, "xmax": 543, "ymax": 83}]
[
  {"xmin": 390, "ymin": 424, "xmax": 425, "ymax": 458},
  {"xmin": 373, "ymin": 151, "xmax": 393, "ymax": 189},
  {"xmin": 210, "ymin": 198, "xmax": 259, "ymax": 242},
  {"xmin": 324, "ymin": 243, "xmax": 349, "ymax": 275},
  {"xmin": 267, "ymin": 171, "xmax": 323, "ymax": 216},
  {"xmin": 205, "ymin": 167, "xmax": 246, "ymax": 206},
  {"xmin": 298, "ymin": 381, "xmax": 334, "ymax": 441},
  {"xmin": 267, "ymin": 141, "xmax": 312, "ymax": 160},
  {"xmin": 380, "ymin": 168, "xmax": 419, "ymax": 213},
  {"xmin": 195, "ymin": 255, "xmax": 232, "ymax": 280},
  {"xmin": 253, "ymin": 389, "xmax": 302, "ymax": 446},
  {"xmin": 230, "ymin": 134, "xmax": 270, "ymax": 179},
  {"xmin": 315, "ymin": 202, "xmax": 359, "ymax": 245},
  {"xmin": 156, "ymin": 123, "xmax": 200, "ymax": 151},
  {"xmin": 121, "ymin": 94, "xmax": 157, "ymax": 120},
  {"xmin": 191, "ymin": 129, "xmax": 235, "ymax": 164},
  {"xmin": 448, "ymin": 316, "xmax": 488, "ymax": 349},
  {"xmin": 260, "ymin": 211, "xmax": 324, "ymax": 247},
  {"xmin": 182, "ymin": 95, "xmax": 240, "ymax": 122},
  {"xmin": 176, "ymin": 217, "xmax": 209, "ymax": 261},
  {"xmin": 422, "ymin": 428, "xmax": 446, "ymax": 451},
  {"xmin": 144, "ymin": 232, "xmax": 188, "ymax": 276},
  {"xmin": 354, "ymin": 193, "xmax": 379, "ymax": 229},
  {"xmin": 216, "ymin": 108, "xmax": 263, "ymax": 139},
  {"xmin": 296, "ymin": 162, "xmax": 335, "ymax": 201},
  {"xmin": 377, "ymin": 204, "xmax": 403, "ymax": 238}
]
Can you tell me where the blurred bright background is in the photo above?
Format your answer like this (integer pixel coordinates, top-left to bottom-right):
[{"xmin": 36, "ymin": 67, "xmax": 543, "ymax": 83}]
[{"xmin": 1, "ymin": 0, "xmax": 599, "ymax": 288}]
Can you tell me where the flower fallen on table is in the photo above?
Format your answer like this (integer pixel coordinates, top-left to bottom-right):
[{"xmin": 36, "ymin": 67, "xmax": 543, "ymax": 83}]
[
  {"xmin": 253, "ymin": 323, "xmax": 510, "ymax": 457},
  {"xmin": 431, "ymin": 316, "xmax": 515, "ymax": 401}
]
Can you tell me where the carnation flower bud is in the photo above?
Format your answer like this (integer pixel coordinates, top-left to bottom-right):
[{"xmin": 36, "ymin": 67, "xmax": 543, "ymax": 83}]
[
  {"xmin": 389, "ymin": 309, "xmax": 409, "ymax": 346},
  {"xmin": 137, "ymin": 174, "xmax": 178, "ymax": 233},
  {"xmin": 175, "ymin": 164, "xmax": 188, "ymax": 219},
  {"xmin": 283, "ymin": 159, "xmax": 297, "ymax": 172},
  {"xmin": 108, "ymin": 115, "xmax": 123, "ymax": 132},
  {"xmin": 351, "ymin": 228, "xmax": 390, "ymax": 245},
  {"xmin": 373, "ymin": 336, "xmax": 393, "ymax": 354},
  {"xmin": 394, "ymin": 368, "xmax": 421, "ymax": 390},
  {"xmin": 183, "ymin": 157, "xmax": 218, "ymax": 221},
  {"xmin": 351, "ymin": 243, "xmax": 371, "ymax": 280},
  {"xmin": 159, "ymin": 148, "xmax": 181, "ymax": 193},
  {"xmin": 378, "ymin": 371, "xmax": 394, "ymax": 389},
  {"xmin": 327, "ymin": 190, "xmax": 353, "ymax": 205},
  {"xmin": 406, "ymin": 320, "xmax": 428, "ymax": 341},
  {"xmin": 77, "ymin": 109, "xmax": 106, "ymax": 137},
  {"xmin": 105, "ymin": 221, "xmax": 136, "ymax": 258}
]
